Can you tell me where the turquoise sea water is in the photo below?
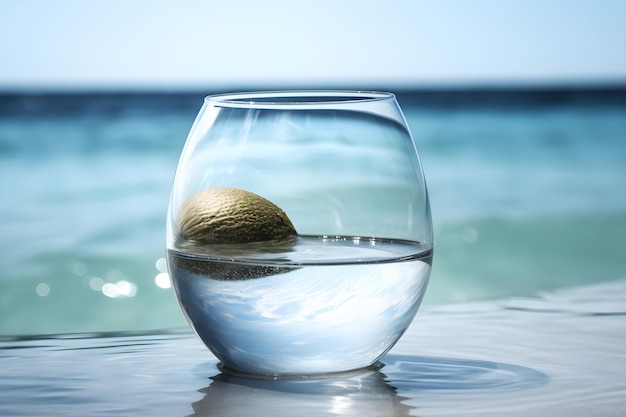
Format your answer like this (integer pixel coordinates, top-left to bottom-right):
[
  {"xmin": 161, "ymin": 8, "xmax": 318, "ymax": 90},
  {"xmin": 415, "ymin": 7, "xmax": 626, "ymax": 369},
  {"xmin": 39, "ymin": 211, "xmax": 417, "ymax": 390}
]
[{"xmin": 1, "ymin": 89, "xmax": 625, "ymax": 336}]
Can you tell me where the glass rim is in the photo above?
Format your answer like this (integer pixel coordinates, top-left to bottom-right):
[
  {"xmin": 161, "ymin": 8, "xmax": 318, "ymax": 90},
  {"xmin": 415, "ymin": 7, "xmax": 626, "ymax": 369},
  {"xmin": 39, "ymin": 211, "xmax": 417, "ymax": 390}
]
[{"xmin": 204, "ymin": 90, "xmax": 396, "ymax": 108}]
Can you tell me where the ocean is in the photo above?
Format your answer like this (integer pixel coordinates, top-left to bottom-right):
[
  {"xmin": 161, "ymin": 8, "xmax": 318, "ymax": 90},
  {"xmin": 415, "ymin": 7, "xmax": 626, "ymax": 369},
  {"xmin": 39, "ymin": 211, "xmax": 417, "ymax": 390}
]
[
  {"xmin": 0, "ymin": 88, "xmax": 625, "ymax": 336},
  {"xmin": 1, "ymin": 88, "xmax": 626, "ymax": 416}
]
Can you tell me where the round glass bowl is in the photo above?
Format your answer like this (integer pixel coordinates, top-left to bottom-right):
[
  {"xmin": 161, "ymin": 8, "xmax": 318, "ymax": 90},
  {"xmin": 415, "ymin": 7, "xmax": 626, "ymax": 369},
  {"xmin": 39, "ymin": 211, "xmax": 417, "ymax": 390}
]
[{"xmin": 167, "ymin": 91, "xmax": 433, "ymax": 376}]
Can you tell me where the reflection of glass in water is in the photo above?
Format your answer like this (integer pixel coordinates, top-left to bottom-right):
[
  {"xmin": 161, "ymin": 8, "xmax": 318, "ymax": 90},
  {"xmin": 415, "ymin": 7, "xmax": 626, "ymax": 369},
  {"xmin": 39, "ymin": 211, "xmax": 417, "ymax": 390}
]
[
  {"xmin": 189, "ymin": 364, "xmax": 413, "ymax": 417},
  {"xmin": 169, "ymin": 236, "xmax": 432, "ymax": 375}
]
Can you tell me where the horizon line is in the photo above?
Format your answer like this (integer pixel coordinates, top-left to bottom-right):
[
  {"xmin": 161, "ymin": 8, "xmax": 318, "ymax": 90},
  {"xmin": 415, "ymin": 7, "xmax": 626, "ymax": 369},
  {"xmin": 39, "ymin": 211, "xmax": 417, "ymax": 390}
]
[{"xmin": 1, "ymin": 79, "xmax": 626, "ymax": 96}]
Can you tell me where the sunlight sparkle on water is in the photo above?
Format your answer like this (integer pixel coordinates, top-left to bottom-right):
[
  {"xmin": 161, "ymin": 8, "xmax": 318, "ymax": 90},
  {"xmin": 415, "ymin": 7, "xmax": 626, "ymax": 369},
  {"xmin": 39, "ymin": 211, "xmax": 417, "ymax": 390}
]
[
  {"xmin": 101, "ymin": 280, "xmax": 137, "ymax": 298},
  {"xmin": 35, "ymin": 283, "xmax": 50, "ymax": 297},
  {"xmin": 155, "ymin": 258, "xmax": 171, "ymax": 289},
  {"xmin": 156, "ymin": 257, "xmax": 168, "ymax": 273},
  {"xmin": 461, "ymin": 226, "xmax": 478, "ymax": 243},
  {"xmin": 155, "ymin": 272, "xmax": 171, "ymax": 289},
  {"xmin": 89, "ymin": 277, "xmax": 105, "ymax": 291}
]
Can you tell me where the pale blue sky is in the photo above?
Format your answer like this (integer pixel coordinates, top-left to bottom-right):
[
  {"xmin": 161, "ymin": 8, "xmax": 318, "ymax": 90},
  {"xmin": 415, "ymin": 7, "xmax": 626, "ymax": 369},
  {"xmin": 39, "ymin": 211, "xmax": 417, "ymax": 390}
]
[{"xmin": 1, "ymin": 0, "xmax": 625, "ymax": 90}]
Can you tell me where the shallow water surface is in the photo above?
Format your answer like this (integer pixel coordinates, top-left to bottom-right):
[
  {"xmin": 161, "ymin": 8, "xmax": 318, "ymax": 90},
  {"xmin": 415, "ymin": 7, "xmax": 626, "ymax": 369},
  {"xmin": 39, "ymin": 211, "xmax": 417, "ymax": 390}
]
[{"xmin": 1, "ymin": 280, "xmax": 624, "ymax": 417}]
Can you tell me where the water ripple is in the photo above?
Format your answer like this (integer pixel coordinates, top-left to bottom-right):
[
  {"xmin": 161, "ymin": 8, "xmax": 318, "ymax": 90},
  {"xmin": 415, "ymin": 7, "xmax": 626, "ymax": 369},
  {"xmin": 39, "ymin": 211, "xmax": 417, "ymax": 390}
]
[{"xmin": 382, "ymin": 354, "xmax": 549, "ymax": 391}]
